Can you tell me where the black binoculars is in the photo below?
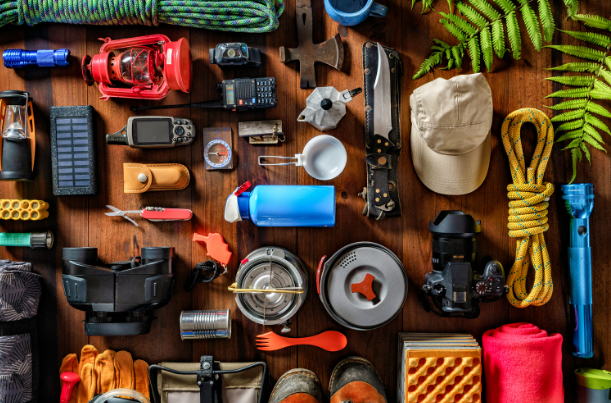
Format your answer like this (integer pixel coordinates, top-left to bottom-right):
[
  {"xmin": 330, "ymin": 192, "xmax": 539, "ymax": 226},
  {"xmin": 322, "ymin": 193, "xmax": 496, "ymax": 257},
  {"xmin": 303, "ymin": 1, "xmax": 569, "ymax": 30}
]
[{"xmin": 62, "ymin": 247, "xmax": 175, "ymax": 336}]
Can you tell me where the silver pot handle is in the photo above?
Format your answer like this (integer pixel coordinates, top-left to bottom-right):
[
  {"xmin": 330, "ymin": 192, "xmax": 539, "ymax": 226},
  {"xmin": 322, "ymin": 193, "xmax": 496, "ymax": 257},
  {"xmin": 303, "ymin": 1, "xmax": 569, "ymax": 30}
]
[{"xmin": 258, "ymin": 156, "xmax": 297, "ymax": 166}]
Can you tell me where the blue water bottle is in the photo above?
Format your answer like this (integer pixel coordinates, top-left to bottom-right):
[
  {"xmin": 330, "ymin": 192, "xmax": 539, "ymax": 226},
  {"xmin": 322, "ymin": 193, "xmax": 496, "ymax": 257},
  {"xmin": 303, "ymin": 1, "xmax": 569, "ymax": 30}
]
[
  {"xmin": 224, "ymin": 182, "xmax": 335, "ymax": 227},
  {"xmin": 562, "ymin": 183, "xmax": 594, "ymax": 359}
]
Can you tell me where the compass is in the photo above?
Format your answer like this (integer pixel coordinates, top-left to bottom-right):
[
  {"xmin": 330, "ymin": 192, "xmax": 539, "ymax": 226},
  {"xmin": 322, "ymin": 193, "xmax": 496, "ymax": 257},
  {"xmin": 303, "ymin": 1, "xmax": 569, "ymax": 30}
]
[{"xmin": 204, "ymin": 139, "xmax": 233, "ymax": 170}]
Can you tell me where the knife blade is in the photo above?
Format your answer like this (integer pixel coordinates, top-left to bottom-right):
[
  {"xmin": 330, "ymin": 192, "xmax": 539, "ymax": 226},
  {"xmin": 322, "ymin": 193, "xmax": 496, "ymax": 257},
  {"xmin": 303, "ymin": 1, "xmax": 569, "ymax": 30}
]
[{"xmin": 373, "ymin": 43, "xmax": 393, "ymax": 140}]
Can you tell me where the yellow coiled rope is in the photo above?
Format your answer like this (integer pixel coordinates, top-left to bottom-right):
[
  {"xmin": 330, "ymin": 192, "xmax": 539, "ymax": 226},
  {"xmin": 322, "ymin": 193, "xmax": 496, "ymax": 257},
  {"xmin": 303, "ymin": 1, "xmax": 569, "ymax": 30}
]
[{"xmin": 501, "ymin": 108, "xmax": 555, "ymax": 308}]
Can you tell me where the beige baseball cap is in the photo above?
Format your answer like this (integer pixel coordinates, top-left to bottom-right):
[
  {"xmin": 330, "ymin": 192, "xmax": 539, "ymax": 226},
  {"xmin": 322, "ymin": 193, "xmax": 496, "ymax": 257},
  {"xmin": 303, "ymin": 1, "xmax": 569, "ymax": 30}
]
[{"xmin": 410, "ymin": 73, "xmax": 492, "ymax": 195}]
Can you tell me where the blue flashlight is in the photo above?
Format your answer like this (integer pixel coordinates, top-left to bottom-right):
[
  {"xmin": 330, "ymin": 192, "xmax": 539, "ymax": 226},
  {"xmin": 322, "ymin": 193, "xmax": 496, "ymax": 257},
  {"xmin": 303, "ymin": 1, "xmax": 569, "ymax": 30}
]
[
  {"xmin": 562, "ymin": 183, "xmax": 594, "ymax": 359},
  {"xmin": 3, "ymin": 48, "xmax": 70, "ymax": 68}
]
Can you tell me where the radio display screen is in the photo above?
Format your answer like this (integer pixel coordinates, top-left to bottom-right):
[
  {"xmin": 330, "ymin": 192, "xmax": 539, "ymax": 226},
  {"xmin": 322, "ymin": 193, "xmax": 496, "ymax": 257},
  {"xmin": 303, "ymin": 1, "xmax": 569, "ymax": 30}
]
[{"xmin": 226, "ymin": 83, "xmax": 235, "ymax": 105}]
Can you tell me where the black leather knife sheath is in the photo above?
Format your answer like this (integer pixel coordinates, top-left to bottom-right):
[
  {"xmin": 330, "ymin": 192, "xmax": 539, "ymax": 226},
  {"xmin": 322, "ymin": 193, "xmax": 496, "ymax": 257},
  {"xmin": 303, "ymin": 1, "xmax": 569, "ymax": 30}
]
[{"xmin": 361, "ymin": 42, "xmax": 403, "ymax": 220}]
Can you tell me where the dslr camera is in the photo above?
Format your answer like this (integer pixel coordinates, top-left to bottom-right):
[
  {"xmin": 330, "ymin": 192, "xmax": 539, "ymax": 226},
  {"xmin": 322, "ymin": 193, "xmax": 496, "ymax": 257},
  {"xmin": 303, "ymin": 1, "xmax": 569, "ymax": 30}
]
[
  {"xmin": 421, "ymin": 211, "xmax": 507, "ymax": 318},
  {"xmin": 209, "ymin": 43, "xmax": 261, "ymax": 67},
  {"xmin": 62, "ymin": 247, "xmax": 175, "ymax": 336}
]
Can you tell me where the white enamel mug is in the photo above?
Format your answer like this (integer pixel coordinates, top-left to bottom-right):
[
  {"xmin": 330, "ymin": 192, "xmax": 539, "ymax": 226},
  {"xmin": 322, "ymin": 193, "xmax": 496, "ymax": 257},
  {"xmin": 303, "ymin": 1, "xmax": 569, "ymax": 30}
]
[{"xmin": 258, "ymin": 135, "xmax": 347, "ymax": 181}]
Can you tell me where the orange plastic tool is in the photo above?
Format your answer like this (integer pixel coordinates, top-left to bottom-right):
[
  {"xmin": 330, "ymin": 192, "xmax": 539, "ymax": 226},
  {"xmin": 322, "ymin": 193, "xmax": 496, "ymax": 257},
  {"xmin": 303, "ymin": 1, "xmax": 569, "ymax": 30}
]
[
  {"xmin": 193, "ymin": 233, "xmax": 232, "ymax": 266},
  {"xmin": 256, "ymin": 330, "xmax": 347, "ymax": 352},
  {"xmin": 351, "ymin": 273, "xmax": 376, "ymax": 301}
]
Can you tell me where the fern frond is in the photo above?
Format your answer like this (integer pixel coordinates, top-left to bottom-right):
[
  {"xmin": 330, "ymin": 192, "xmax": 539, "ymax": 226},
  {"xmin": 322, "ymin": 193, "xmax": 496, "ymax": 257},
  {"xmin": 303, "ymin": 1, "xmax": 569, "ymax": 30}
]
[
  {"xmin": 563, "ymin": 0, "xmax": 579, "ymax": 19},
  {"xmin": 605, "ymin": 57, "xmax": 611, "ymax": 71},
  {"xmin": 411, "ymin": 0, "xmax": 417, "ymax": 10},
  {"xmin": 586, "ymin": 102, "xmax": 611, "ymax": 118},
  {"xmin": 544, "ymin": 62, "xmax": 600, "ymax": 73},
  {"xmin": 556, "ymin": 129, "xmax": 583, "ymax": 143},
  {"xmin": 546, "ymin": 87, "xmax": 592, "ymax": 99},
  {"xmin": 470, "ymin": 0, "xmax": 501, "ymax": 20},
  {"xmin": 421, "ymin": 0, "xmax": 434, "ymax": 13},
  {"xmin": 580, "ymin": 142, "xmax": 592, "ymax": 164},
  {"xmin": 583, "ymin": 124, "xmax": 604, "ymax": 143},
  {"xmin": 413, "ymin": 51, "xmax": 444, "ymax": 80},
  {"xmin": 565, "ymin": 138, "xmax": 583, "ymax": 150},
  {"xmin": 544, "ymin": 99, "xmax": 587, "ymax": 111},
  {"xmin": 585, "ymin": 113, "xmax": 611, "ymax": 136},
  {"xmin": 594, "ymin": 80, "xmax": 611, "ymax": 95},
  {"xmin": 557, "ymin": 29, "xmax": 611, "ymax": 48},
  {"xmin": 550, "ymin": 110, "xmax": 585, "ymax": 122},
  {"xmin": 433, "ymin": 39, "xmax": 452, "ymax": 49},
  {"xmin": 583, "ymin": 135, "xmax": 606, "ymax": 151},
  {"xmin": 451, "ymin": 45, "xmax": 464, "ymax": 70},
  {"xmin": 544, "ymin": 45, "xmax": 606, "ymax": 62},
  {"xmin": 569, "ymin": 148, "xmax": 581, "ymax": 183},
  {"xmin": 448, "ymin": 0, "xmax": 454, "ymax": 13},
  {"xmin": 572, "ymin": 14, "xmax": 611, "ymax": 31},
  {"xmin": 556, "ymin": 119, "xmax": 585, "ymax": 133},
  {"xmin": 456, "ymin": 3, "xmax": 488, "ymax": 28},
  {"xmin": 441, "ymin": 19, "xmax": 468, "ymax": 42},
  {"xmin": 546, "ymin": 75, "xmax": 595, "ymax": 86},
  {"xmin": 521, "ymin": 3, "xmax": 542, "ymax": 51},
  {"xmin": 480, "ymin": 26, "xmax": 494, "ymax": 71},
  {"xmin": 589, "ymin": 90, "xmax": 611, "ymax": 100},
  {"xmin": 599, "ymin": 69, "xmax": 611, "ymax": 86},
  {"xmin": 538, "ymin": 0, "xmax": 554, "ymax": 42},
  {"xmin": 440, "ymin": 12, "xmax": 479, "ymax": 36},
  {"xmin": 468, "ymin": 36, "xmax": 481, "ymax": 73},
  {"xmin": 506, "ymin": 11, "xmax": 521, "ymax": 59},
  {"xmin": 491, "ymin": 19, "xmax": 506, "ymax": 58},
  {"xmin": 493, "ymin": 0, "xmax": 516, "ymax": 14}
]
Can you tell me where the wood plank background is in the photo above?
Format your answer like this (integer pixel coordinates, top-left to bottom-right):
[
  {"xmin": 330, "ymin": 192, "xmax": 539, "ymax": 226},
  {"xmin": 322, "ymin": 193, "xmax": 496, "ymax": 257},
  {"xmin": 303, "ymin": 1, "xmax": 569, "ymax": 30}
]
[{"xmin": 0, "ymin": 1, "xmax": 609, "ymax": 401}]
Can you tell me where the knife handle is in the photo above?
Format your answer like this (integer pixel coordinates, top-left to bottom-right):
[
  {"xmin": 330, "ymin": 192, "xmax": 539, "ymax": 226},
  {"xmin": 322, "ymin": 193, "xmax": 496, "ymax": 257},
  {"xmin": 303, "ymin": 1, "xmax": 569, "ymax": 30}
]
[{"xmin": 141, "ymin": 208, "xmax": 193, "ymax": 221}]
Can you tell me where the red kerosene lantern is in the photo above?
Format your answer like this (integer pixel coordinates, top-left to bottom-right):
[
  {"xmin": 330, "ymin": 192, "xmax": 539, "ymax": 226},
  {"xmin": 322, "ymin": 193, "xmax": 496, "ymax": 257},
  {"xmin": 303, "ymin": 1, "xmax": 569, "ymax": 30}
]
[{"xmin": 81, "ymin": 34, "xmax": 192, "ymax": 101}]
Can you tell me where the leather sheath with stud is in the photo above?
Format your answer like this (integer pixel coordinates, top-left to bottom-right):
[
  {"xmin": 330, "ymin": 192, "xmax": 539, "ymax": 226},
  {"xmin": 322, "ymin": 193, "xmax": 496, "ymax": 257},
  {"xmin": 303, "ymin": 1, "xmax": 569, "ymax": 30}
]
[{"xmin": 279, "ymin": 0, "xmax": 344, "ymax": 88}]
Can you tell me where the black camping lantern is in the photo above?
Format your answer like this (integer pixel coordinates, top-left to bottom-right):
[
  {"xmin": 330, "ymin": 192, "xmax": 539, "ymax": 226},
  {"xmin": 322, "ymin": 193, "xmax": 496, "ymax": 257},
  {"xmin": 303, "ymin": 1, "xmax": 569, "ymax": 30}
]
[{"xmin": 0, "ymin": 91, "xmax": 35, "ymax": 181}]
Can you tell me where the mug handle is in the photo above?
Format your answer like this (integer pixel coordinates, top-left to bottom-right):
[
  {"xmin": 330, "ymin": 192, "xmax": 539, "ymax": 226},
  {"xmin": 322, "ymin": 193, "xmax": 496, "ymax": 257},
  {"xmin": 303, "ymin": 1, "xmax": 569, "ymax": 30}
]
[{"xmin": 369, "ymin": 2, "xmax": 387, "ymax": 17}]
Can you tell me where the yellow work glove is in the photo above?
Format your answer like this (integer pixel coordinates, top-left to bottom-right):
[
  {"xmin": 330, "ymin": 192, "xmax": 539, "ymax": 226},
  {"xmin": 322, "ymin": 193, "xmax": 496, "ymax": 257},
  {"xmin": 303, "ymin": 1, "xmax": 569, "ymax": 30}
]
[
  {"xmin": 114, "ymin": 351, "xmax": 150, "ymax": 399},
  {"xmin": 94, "ymin": 350, "xmax": 116, "ymax": 394}
]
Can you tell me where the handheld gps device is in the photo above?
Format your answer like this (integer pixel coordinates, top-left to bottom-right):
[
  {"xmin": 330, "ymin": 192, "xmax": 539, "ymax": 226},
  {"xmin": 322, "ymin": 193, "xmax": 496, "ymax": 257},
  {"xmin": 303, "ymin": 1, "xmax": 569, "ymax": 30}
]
[{"xmin": 106, "ymin": 116, "xmax": 195, "ymax": 148}]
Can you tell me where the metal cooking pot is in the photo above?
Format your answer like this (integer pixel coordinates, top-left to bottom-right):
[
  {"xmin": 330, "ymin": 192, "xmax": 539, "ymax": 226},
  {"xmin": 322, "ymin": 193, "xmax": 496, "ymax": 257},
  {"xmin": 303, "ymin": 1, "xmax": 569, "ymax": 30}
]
[{"xmin": 317, "ymin": 242, "xmax": 408, "ymax": 331}]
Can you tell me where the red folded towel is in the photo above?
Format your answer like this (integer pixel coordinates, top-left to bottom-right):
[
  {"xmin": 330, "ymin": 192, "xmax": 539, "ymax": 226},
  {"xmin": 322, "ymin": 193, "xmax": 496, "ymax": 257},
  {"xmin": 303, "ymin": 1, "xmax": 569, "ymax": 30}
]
[{"xmin": 482, "ymin": 323, "xmax": 563, "ymax": 403}]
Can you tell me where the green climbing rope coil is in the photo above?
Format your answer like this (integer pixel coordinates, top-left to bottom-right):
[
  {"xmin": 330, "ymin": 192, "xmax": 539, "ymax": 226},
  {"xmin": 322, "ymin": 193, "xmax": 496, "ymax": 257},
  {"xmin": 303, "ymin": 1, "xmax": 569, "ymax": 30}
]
[{"xmin": 0, "ymin": 0, "xmax": 285, "ymax": 33}]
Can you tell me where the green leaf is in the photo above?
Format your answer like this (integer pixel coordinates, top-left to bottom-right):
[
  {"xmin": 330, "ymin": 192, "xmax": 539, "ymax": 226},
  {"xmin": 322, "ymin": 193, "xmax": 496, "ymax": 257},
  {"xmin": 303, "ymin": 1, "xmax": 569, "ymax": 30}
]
[
  {"xmin": 411, "ymin": 0, "xmax": 417, "ymax": 10},
  {"xmin": 570, "ymin": 148, "xmax": 581, "ymax": 184},
  {"xmin": 564, "ymin": 137, "xmax": 583, "ymax": 150},
  {"xmin": 581, "ymin": 142, "xmax": 592, "ymax": 163},
  {"xmin": 413, "ymin": 51, "xmax": 443, "ymax": 79},
  {"xmin": 468, "ymin": 35, "xmax": 481, "ymax": 73},
  {"xmin": 421, "ymin": 0, "xmax": 434, "ymax": 13},
  {"xmin": 594, "ymin": 79, "xmax": 611, "ymax": 95},
  {"xmin": 556, "ymin": 129, "xmax": 583, "ymax": 142},
  {"xmin": 583, "ymin": 135, "xmax": 607, "ymax": 151},
  {"xmin": 451, "ymin": 45, "xmax": 464, "ymax": 70},
  {"xmin": 521, "ymin": 3, "xmax": 542, "ymax": 51},
  {"xmin": 440, "ymin": 12, "xmax": 479, "ymax": 36},
  {"xmin": 538, "ymin": 0, "xmax": 554, "ymax": 42},
  {"xmin": 494, "ymin": 0, "xmax": 517, "ymax": 14},
  {"xmin": 544, "ymin": 45, "xmax": 606, "ymax": 62},
  {"xmin": 441, "ymin": 19, "xmax": 467, "ymax": 42},
  {"xmin": 480, "ymin": 26, "xmax": 494, "ymax": 71},
  {"xmin": 544, "ymin": 62, "xmax": 600, "ymax": 73},
  {"xmin": 470, "ymin": 0, "xmax": 501, "ymax": 20},
  {"xmin": 550, "ymin": 110, "xmax": 585, "ymax": 122},
  {"xmin": 589, "ymin": 90, "xmax": 611, "ymax": 100},
  {"xmin": 546, "ymin": 87, "xmax": 592, "ymax": 98},
  {"xmin": 448, "ymin": 0, "xmax": 454, "ymax": 13},
  {"xmin": 572, "ymin": 14, "xmax": 611, "ymax": 31},
  {"xmin": 456, "ymin": 2, "xmax": 488, "ymax": 28},
  {"xmin": 599, "ymin": 69, "xmax": 611, "ymax": 86},
  {"xmin": 586, "ymin": 102, "xmax": 611, "ymax": 118},
  {"xmin": 556, "ymin": 119, "xmax": 585, "ymax": 132},
  {"xmin": 564, "ymin": 0, "xmax": 579, "ymax": 19},
  {"xmin": 492, "ymin": 19, "xmax": 506, "ymax": 58},
  {"xmin": 506, "ymin": 11, "xmax": 521, "ymax": 59},
  {"xmin": 433, "ymin": 39, "xmax": 451, "ymax": 49},
  {"xmin": 585, "ymin": 113, "xmax": 611, "ymax": 136},
  {"xmin": 557, "ymin": 29, "xmax": 611, "ymax": 48},
  {"xmin": 546, "ymin": 75, "xmax": 595, "ymax": 86},
  {"xmin": 605, "ymin": 57, "xmax": 611, "ymax": 71},
  {"xmin": 583, "ymin": 124, "xmax": 605, "ymax": 143},
  {"xmin": 544, "ymin": 99, "xmax": 587, "ymax": 111}
]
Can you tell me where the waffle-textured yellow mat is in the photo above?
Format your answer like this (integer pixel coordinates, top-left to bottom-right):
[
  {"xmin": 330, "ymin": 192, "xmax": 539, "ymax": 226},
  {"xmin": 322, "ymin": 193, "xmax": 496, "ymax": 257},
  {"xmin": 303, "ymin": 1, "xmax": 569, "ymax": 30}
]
[{"xmin": 501, "ymin": 108, "xmax": 555, "ymax": 308}]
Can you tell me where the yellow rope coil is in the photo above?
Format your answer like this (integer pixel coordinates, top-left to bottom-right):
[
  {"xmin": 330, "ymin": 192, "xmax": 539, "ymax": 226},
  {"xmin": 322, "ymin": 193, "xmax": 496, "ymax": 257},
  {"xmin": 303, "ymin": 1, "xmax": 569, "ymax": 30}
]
[{"xmin": 501, "ymin": 108, "xmax": 555, "ymax": 308}]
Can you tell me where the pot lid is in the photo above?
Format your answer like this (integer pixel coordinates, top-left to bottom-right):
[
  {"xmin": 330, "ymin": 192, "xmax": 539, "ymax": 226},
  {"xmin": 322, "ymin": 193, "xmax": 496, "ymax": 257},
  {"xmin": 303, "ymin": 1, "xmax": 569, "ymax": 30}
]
[{"xmin": 324, "ymin": 244, "xmax": 407, "ymax": 330}]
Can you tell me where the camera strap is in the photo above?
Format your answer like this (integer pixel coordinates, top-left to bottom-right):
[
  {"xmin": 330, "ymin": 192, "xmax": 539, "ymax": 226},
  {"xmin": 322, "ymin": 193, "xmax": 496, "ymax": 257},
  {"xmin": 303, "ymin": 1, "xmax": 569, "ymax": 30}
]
[{"xmin": 185, "ymin": 261, "xmax": 223, "ymax": 292}]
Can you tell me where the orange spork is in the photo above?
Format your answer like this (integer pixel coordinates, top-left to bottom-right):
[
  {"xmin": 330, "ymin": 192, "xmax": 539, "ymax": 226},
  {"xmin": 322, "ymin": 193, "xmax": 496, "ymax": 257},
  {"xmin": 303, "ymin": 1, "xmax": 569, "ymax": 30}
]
[{"xmin": 256, "ymin": 330, "xmax": 347, "ymax": 351}]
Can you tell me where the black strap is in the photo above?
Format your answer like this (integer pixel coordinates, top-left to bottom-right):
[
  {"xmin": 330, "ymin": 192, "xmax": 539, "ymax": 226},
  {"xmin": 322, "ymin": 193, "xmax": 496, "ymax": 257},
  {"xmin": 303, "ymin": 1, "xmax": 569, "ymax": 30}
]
[{"xmin": 185, "ymin": 261, "xmax": 222, "ymax": 292}]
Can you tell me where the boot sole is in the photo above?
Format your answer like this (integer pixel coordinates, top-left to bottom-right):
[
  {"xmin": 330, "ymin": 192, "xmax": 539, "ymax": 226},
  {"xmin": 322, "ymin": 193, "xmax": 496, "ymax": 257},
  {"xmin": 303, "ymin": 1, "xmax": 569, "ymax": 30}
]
[{"xmin": 270, "ymin": 368, "xmax": 322, "ymax": 403}]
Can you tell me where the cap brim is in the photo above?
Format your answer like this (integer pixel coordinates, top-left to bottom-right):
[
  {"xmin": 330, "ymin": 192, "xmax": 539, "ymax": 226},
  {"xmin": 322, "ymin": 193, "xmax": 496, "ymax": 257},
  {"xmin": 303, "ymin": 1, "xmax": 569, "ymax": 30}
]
[{"xmin": 410, "ymin": 122, "xmax": 491, "ymax": 195}]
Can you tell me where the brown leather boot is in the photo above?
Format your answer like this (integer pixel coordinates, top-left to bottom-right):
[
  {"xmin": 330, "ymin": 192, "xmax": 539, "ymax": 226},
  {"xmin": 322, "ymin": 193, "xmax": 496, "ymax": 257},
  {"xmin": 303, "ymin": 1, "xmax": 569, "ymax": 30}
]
[
  {"xmin": 270, "ymin": 369, "xmax": 324, "ymax": 403},
  {"xmin": 329, "ymin": 357, "xmax": 387, "ymax": 403}
]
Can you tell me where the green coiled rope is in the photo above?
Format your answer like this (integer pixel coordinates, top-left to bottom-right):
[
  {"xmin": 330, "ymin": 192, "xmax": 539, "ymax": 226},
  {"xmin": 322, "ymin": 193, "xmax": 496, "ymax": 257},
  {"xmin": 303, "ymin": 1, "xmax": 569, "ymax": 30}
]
[{"xmin": 0, "ymin": 0, "xmax": 285, "ymax": 33}]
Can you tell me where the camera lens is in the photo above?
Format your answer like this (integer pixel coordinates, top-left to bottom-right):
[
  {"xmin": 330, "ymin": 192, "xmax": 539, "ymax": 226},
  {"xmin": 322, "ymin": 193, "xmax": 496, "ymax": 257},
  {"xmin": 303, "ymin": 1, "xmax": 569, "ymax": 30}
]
[{"xmin": 429, "ymin": 211, "xmax": 480, "ymax": 272}]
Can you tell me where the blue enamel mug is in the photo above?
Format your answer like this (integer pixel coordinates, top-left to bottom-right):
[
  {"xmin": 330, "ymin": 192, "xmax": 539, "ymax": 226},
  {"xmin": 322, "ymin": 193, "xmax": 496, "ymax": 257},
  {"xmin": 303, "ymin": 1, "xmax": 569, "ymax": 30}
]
[{"xmin": 324, "ymin": 0, "xmax": 387, "ymax": 26}]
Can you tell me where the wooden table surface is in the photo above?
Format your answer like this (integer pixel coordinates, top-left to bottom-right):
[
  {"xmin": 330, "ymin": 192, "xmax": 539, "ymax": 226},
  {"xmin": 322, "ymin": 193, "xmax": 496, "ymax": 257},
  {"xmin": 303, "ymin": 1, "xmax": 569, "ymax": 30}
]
[{"xmin": 0, "ymin": 1, "xmax": 610, "ymax": 402}]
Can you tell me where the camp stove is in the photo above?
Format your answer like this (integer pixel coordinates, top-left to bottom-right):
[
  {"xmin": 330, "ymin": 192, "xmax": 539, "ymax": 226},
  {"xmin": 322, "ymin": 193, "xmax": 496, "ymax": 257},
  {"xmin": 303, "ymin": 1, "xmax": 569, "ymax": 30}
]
[
  {"xmin": 230, "ymin": 247, "xmax": 307, "ymax": 331},
  {"xmin": 82, "ymin": 34, "xmax": 192, "ymax": 101}
]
